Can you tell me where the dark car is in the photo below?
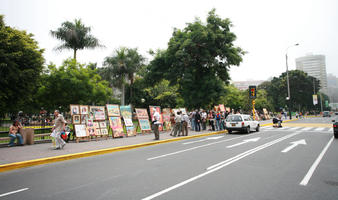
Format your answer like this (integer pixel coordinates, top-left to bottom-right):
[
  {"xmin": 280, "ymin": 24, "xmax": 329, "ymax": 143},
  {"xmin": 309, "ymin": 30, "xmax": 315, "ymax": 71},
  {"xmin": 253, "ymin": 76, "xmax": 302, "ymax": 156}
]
[{"xmin": 333, "ymin": 118, "xmax": 338, "ymax": 139}]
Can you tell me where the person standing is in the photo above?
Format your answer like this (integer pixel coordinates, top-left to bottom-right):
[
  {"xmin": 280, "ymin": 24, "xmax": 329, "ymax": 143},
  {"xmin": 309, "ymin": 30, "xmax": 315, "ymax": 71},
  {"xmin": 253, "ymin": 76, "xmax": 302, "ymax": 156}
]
[
  {"xmin": 52, "ymin": 110, "xmax": 66, "ymax": 150},
  {"xmin": 181, "ymin": 112, "xmax": 189, "ymax": 136},
  {"xmin": 208, "ymin": 111, "xmax": 215, "ymax": 131},
  {"xmin": 8, "ymin": 120, "xmax": 24, "ymax": 147},
  {"xmin": 152, "ymin": 108, "xmax": 161, "ymax": 140},
  {"xmin": 173, "ymin": 111, "xmax": 182, "ymax": 136},
  {"xmin": 195, "ymin": 110, "xmax": 201, "ymax": 132},
  {"xmin": 201, "ymin": 110, "xmax": 207, "ymax": 131}
]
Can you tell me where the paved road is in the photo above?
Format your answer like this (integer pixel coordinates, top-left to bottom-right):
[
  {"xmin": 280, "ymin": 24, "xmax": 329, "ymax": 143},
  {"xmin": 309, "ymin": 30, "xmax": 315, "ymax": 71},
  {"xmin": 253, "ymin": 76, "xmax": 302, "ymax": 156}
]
[{"xmin": 0, "ymin": 117, "xmax": 337, "ymax": 200}]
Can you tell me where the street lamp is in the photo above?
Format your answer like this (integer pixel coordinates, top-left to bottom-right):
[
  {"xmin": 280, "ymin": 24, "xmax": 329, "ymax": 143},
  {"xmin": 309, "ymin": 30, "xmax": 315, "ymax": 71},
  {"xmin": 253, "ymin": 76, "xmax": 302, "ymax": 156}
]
[{"xmin": 285, "ymin": 43, "xmax": 299, "ymax": 119}]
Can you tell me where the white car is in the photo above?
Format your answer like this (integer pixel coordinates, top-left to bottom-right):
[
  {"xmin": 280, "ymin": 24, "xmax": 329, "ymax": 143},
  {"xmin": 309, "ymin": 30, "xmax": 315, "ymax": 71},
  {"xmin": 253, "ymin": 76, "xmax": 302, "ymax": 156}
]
[{"xmin": 225, "ymin": 114, "xmax": 260, "ymax": 134}]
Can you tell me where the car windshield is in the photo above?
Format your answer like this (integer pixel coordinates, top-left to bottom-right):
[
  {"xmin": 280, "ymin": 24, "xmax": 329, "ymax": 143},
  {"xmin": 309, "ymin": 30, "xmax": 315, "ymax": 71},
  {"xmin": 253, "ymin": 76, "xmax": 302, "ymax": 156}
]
[{"xmin": 226, "ymin": 115, "xmax": 243, "ymax": 122}]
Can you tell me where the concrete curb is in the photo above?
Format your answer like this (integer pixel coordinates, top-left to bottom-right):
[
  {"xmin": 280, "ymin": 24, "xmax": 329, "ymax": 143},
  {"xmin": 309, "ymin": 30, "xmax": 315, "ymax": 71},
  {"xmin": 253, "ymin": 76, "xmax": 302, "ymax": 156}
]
[{"xmin": 0, "ymin": 130, "xmax": 227, "ymax": 173}]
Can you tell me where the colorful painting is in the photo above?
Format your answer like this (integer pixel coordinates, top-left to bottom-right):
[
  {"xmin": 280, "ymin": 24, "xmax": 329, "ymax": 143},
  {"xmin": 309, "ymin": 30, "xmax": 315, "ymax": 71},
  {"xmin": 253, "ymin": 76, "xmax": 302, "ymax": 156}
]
[
  {"xmin": 120, "ymin": 105, "xmax": 132, "ymax": 119},
  {"xmin": 124, "ymin": 118, "xmax": 134, "ymax": 127},
  {"xmin": 93, "ymin": 122, "xmax": 100, "ymax": 129},
  {"xmin": 109, "ymin": 117, "xmax": 124, "ymax": 137},
  {"xmin": 219, "ymin": 104, "xmax": 225, "ymax": 112},
  {"xmin": 96, "ymin": 129, "xmax": 101, "ymax": 135},
  {"xmin": 139, "ymin": 119, "xmax": 151, "ymax": 131},
  {"xmin": 179, "ymin": 108, "xmax": 187, "ymax": 115},
  {"xmin": 70, "ymin": 104, "xmax": 80, "ymax": 115},
  {"xmin": 214, "ymin": 105, "xmax": 220, "ymax": 111},
  {"xmin": 100, "ymin": 128, "xmax": 108, "ymax": 135},
  {"xmin": 106, "ymin": 104, "xmax": 120, "ymax": 117},
  {"xmin": 135, "ymin": 108, "xmax": 149, "ymax": 119},
  {"xmin": 74, "ymin": 124, "xmax": 87, "ymax": 137},
  {"xmin": 72, "ymin": 114, "xmax": 81, "ymax": 124},
  {"xmin": 80, "ymin": 105, "xmax": 89, "ymax": 115},
  {"xmin": 86, "ymin": 119, "xmax": 94, "ymax": 127},
  {"xmin": 126, "ymin": 126, "xmax": 136, "ymax": 137},
  {"xmin": 90, "ymin": 106, "xmax": 106, "ymax": 120}
]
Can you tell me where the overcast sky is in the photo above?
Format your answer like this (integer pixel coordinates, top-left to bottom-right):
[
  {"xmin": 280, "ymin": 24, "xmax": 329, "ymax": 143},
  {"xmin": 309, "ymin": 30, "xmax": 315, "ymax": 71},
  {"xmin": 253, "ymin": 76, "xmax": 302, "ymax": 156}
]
[{"xmin": 1, "ymin": 0, "xmax": 338, "ymax": 81}]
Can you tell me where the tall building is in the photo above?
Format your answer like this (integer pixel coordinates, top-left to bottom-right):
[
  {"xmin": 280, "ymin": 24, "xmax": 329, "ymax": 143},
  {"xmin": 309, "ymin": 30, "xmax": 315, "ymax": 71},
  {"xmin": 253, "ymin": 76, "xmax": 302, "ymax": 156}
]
[
  {"xmin": 296, "ymin": 54, "xmax": 328, "ymax": 94},
  {"xmin": 232, "ymin": 80, "xmax": 265, "ymax": 91}
]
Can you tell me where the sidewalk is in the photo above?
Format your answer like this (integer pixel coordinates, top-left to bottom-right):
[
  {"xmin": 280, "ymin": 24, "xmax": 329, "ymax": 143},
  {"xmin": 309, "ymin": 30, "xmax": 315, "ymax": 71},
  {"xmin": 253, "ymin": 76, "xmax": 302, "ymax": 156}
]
[{"xmin": 0, "ymin": 120, "xmax": 274, "ymax": 172}]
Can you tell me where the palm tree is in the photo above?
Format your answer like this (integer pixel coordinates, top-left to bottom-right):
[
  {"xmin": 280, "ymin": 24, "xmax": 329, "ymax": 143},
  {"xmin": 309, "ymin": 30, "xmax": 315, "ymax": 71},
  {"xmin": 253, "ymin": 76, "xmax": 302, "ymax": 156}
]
[
  {"xmin": 102, "ymin": 47, "xmax": 145, "ymax": 105},
  {"xmin": 50, "ymin": 19, "xmax": 103, "ymax": 61}
]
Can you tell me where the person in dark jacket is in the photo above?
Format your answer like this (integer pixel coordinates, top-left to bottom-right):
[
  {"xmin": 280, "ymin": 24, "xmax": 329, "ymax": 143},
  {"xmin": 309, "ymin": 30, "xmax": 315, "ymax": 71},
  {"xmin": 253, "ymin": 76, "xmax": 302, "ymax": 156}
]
[{"xmin": 194, "ymin": 110, "xmax": 201, "ymax": 132}]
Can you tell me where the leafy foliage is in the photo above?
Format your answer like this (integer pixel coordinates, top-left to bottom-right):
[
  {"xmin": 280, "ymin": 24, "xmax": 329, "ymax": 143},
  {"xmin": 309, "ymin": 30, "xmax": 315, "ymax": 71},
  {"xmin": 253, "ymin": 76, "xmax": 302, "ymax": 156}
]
[
  {"xmin": 35, "ymin": 59, "xmax": 114, "ymax": 112},
  {"xmin": 146, "ymin": 9, "xmax": 245, "ymax": 109},
  {"xmin": 0, "ymin": 15, "xmax": 44, "ymax": 116},
  {"xmin": 50, "ymin": 19, "xmax": 103, "ymax": 60}
]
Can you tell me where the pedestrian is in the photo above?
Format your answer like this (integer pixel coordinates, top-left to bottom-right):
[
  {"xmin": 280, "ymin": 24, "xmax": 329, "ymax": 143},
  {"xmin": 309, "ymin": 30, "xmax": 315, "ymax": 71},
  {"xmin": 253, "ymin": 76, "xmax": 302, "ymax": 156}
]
[
  {"xmin": 181, "ymin": 112, "xmax": 189, "ymax": 136},
  {"xmin": 151, "ymin": 108, "xmax": 161, "ymax": 140},
  {"xmin": 195, "ymin": 110, "xmax": 201, "ymax": 132},
  {"xmin": 215, "ymin": 111, "xmax": 221, "ymax": 131},
  {"xmin": 8, "ymin": 120, "xmax": 24, "ymax": 147},
  {"xmin": 190, "ymin": 111, "xmax": 196, "ymax": 131},
  {"xmin": 201, "ymin": 110, "xmax": 207, "ymax": 131},
  {"xmin": 208, "ymin": 111, "xmax": 215, "ymax": 131},
  {"xmin": 52, "ymin": 110, "xmax": 66, "ymax": 150},
  {"xmin": 173, "ymin": 111, "xmax": 182, "ymax": 136}
]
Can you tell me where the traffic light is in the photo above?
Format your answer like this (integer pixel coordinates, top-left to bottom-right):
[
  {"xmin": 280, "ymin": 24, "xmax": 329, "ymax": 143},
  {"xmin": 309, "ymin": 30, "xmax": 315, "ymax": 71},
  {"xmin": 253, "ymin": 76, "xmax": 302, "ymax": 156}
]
[{"xmin": 249, "ymin": 86, "xmax": 257, "ymax": 99}]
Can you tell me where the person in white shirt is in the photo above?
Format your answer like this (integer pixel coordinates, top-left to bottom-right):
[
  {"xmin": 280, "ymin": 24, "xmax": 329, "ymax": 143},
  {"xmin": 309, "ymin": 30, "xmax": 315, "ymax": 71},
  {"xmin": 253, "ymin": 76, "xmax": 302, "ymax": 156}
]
[{"xmin": 152, "ymin": 108, "xmax": 161, "ymax": 140}]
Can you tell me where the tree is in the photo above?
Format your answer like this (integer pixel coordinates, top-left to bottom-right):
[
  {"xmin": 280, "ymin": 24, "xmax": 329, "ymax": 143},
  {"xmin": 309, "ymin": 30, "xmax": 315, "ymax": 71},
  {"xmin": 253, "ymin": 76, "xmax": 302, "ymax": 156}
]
[
  {"xmin": 35, "ymin": 59, "xmax": 114, "ymax": 112},
  {"xmin": 146, "ymin": 9, "xmax": 245, "ymax": 109},
  {"xmin": 219, "ymin": 85, "xmax": 244, "ymax": 111},
  {"xmin": 101, "ymin": 47, "xmax": 145, "ymax": 105},
  {"xmin": 0, "ymin": 15, "xmax": 44, "ymax": 116},
  {"xmin": 50, "ymin": 19, "xmax": 103, "ymax": 60},
  {"xmin": 263, "ymin": 70, "xmax": 321, "ymax": 112}
]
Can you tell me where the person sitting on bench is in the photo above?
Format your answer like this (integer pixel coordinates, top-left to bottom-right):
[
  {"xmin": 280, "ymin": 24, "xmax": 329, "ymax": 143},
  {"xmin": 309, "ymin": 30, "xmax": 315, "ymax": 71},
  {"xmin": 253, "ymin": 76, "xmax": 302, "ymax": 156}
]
[{"xmin": 8, "ymin": 120, "xmax": 24, "ymax": 147}]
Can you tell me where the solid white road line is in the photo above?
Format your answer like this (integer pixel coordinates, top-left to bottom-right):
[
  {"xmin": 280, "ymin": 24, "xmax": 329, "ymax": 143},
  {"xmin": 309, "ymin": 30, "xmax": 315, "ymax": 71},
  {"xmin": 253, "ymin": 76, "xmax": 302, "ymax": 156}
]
[
  {"xmin": 142, "ymin": 132, "xmax": 301, "ymax": 200},
  {"xmin": 300, "ymin": 136, "xmax": 334, "ymax": 186},
  {"xmin": 0, "ymin": 188, "xmax": 29, "ymax": 197},
  {"xmin": 226, "ymin": 137, "xmax": 260, "ymax": 148},
  {"xmin": 147, "ymin": 134, "xmax": 253, "ymax": 160},
  {"xmin": 182, "ymin": 136, "xmax": 224, "ymax": 145}
]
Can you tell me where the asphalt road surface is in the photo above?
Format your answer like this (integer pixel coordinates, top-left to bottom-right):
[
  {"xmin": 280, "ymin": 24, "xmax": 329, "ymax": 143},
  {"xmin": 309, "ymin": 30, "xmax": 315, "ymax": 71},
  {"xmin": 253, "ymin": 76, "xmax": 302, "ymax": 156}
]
[{"xmin": 0, "ymin": 117, "xmax": 337, "ymax": 200}]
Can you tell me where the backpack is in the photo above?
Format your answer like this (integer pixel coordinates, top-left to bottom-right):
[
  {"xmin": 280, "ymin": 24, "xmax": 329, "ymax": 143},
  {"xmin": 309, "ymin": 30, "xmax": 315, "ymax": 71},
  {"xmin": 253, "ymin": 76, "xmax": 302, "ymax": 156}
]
[{"xmin": 216, "ymin": 113, "xmax": 221, "ymax": 120}]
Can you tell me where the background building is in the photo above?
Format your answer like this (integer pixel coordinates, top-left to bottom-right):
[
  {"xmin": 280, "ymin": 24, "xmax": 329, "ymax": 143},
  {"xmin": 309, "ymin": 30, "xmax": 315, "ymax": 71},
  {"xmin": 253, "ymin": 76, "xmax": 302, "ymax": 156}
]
[
  {"xmin": 296, "ymin": 54, "xmax": 328, "ymax": 94},
  {"xmin": 233, "ymin": 80, "xmax": 265, "ymax": 91}
]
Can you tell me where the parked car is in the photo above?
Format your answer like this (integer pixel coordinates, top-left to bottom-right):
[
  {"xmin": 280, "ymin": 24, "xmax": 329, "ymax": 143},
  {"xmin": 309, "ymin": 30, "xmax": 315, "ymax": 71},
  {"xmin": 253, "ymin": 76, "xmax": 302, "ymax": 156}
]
[
  {"xmin": 323, "ymin": 111, "xmax": 331, "ymax": 117},
  {"xmin": 332, "ymin": 118, "xmax": 338, "ymax": 139},
  {"xmin": 225, "ymin": 114, "xmax": 260, "ymax": 134}
]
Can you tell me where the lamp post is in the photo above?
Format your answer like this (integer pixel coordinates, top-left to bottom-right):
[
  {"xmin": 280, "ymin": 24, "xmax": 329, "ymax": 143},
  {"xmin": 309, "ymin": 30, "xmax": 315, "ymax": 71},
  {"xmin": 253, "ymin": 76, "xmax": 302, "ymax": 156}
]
[{"xmin": 285, "ymin": 43, "xmax": 299, "ymax": 120}]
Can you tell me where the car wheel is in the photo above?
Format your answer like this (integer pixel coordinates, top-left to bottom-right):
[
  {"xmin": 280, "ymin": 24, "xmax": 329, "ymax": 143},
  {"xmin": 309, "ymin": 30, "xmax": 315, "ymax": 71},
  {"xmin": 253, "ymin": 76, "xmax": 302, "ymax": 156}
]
[
  {"xmin": 256, "ymin": 125, "xmax": 260, "ymax": 132},
  {"xmin": 227, "ymin": 129, "xmax": 232, "ymax": 134},
  {"xmin": 334, "ymin": 132, "xmax": 338, "ymax": 139},
  {"xmin": 246, "ymin": 126, "xmax": 250, "ymax": 134}
]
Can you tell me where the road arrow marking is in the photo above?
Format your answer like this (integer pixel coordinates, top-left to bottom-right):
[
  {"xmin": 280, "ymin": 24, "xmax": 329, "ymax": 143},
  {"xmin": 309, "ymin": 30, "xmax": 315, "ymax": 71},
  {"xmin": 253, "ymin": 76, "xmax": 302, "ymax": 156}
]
[
  {"xmin": 226, "ymin": 137, "xmax": 260, "ymax": 148},
  {"xmin": 281, "ymin": 139, "xmax": 306, "ymax": 153},
  {"xmin": 183, "ymin": 136, "xmax": 224, "ymax": 145}
]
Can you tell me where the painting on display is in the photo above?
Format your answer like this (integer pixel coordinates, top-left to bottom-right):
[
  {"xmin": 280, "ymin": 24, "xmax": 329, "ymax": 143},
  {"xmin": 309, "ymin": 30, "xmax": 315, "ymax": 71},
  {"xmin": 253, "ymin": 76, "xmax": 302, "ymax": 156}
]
[
  {"xmin": 219, "ymin": 104, "xmax": 225, "ymax": 112},
  {"xmin": 70, "ymin": 105, "xmax": 80, "ymax": 115},
  {"xmin": 179, "ymin": 108, "xmax": 187, "ymax": 115},
  {"xmin": 96, "ymin": 129, "xmax": 101, "ymax": 135},
  {"xmin": 135, "ymin": 108, "xmax": 149, "ymax": 119},
  {"xmin": 172, "ymin": 109, "xmax": 180, "ymax": 116},
  {"xmin": 106, "ymin": 104, "xmax": 120, "ymax": 117},
  {"xmin": 93, "ymin": 122, "xmax": 100, "ymax": 129},
  {"xmin": 226, "ymin": 107, "xmax": 231, "ymax": 112},
  {"xmin": 74, "ymin": 124, "xmax": 88, "ymax": 137},
  {"xmin": 86, "ymin": 127, "xmax": 97, "ymax": 136},
  {"xmin": 86, "ymin": 119, "xmax": 94, "ymax": 127},
  {"xmin": 72, "ymin": 114, "xmax": 81, "ymax": 124},
  {"xmin": 126, "ymin": 126, "xmax": 136, "ymax": 137},
  {"xmin": 214, "ymin": 105, "xmax": 220, "ymax": 111},
  {"xmin": 124, "ymin": 118, "xmax": 134, "ymax": 127},
  {"xmin": 80, "ymin": 105, "xmax": 89, "ymax": 115},
  {"xmin": 139, "ymin": 119, "xmax": 151, "ymax": 131},
  {"xmin": 99, "ymin": 121, "xmax": 107, "ymax": 128},
  {"xmin": 109, "ymin": 117, "xmax": 124, "ymax": 137},
  {"xmin": 81, "ymin": 114, "xmax": 88, "ymax": 125},
  {"xmin": 120, "ymin": 105, "xmax": 134, "ymax": 127},
  {"xmin": 100, "ymin": 128, "xmax": 108, "ymax": 135},
  {"xmin": 89, "ymin": 106, "xmax": 106, "ymax": 120}
]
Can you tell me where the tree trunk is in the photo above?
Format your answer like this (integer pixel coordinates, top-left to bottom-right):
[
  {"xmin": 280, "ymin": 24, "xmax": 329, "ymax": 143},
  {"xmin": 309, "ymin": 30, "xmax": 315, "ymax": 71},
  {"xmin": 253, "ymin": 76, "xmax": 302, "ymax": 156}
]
[{"xmin": 73, "ymin": 49, "xmax": 77, "ymax": 61}]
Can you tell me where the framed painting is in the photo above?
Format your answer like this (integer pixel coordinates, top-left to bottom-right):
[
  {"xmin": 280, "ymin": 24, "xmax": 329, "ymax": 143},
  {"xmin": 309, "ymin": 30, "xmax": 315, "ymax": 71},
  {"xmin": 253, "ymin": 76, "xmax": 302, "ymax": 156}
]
[
  {"xmin": 80, "ymin": 105, "xmax": 89, "ymax": 115},
  {"xmin": 124, "ymin": 118, "xmax": 134, "ymax": 127},
  {"xmin": 93, "ymin": 122, "xmax": 100, "ymax": 129},
  {"xmin": 74, "ymin": 124, "xmax": 88, "ymax": 137},
  {"xmin": 86, "ymin": 127, "xmax": 97, "ymax": 136},
  {"xmin": 219, "ymin": 104, "xmax": 225, "ymax": 112},
  {"xmin": 70, "ymin": 104, "xmax": 80, "ymax": 115},
  {"xmin": 126, "ymin": 126, "xmax": 136, "ymax": 137},
  {"xmin": 139, "ymin": 119, "xmax": 151, "ymax": 131},
  {"xmin": 99, "ymin": 121, "xmax": 107, "ymax": 128},
  {"xmin": 135, "ymin": 108, "xmax": 149, "ymax": 119},
  {"xmin": 109, "ymin": 117, "xmax": 124, "ymax": 137},
  {"xmin": 81, "ymin": 114, "xmax": 88, "ymax": 125},
  {"xmin": 86, "ymin": 119, "xmax": 94, "ymax": 127},
  {"xmin": 100, "ymin": 128, "xmax": 108, "ymax": 135},
  {"xmin": 106, "ymin": 104, "xmax": 120, "ymax": 117},
  {"xmin": 72, "ymin": 114, "xmax": 81, "ymax": 124},
  {"xmin": 96, "ymin": 129, "xmax": 101, "ymax": 135},
  {"xmin": 90, "ymin": 106, "xmax": 106, "ymax": 120}
]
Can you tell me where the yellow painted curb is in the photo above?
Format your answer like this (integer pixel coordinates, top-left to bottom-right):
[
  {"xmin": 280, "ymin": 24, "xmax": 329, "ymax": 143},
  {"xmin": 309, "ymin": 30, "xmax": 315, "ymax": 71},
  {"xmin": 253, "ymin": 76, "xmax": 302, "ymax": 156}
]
[{"xmin": 0, "ymin": 130, "xmax": 227, "ymax": 173}]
